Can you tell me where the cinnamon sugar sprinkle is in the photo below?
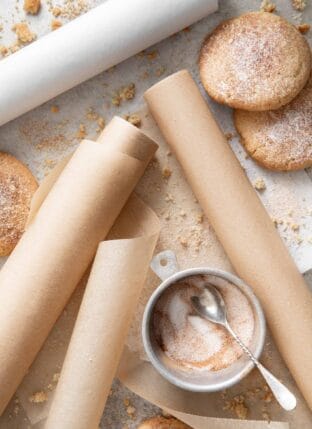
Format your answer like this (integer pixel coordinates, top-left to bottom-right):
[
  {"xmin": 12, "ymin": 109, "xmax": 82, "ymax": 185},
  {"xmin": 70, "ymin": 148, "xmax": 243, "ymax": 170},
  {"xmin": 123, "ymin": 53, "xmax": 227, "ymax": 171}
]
[{"xmin": 152, "ymin": 275, "xmax": 254, "ymax": 372}]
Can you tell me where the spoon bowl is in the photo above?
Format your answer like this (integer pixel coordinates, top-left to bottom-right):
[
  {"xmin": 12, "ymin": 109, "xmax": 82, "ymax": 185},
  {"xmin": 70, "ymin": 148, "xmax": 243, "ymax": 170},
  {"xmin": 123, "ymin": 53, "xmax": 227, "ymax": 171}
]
[{"xmin": 191, "ymin": 284, "xmax": 297, "ymax": 411}]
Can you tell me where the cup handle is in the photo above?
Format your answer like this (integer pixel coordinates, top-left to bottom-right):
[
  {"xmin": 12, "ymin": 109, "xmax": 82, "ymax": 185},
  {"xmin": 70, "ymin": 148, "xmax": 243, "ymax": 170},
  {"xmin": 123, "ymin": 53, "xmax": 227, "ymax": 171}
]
[{"xmin": 150, "ymin": 250, "xmax": 179, "ymax": 281}]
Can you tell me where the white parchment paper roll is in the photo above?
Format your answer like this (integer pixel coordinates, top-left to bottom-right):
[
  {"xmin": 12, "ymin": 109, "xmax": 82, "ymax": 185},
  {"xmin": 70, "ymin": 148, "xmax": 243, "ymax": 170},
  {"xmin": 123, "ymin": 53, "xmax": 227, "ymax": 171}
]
[{"xmin": 0, "ymin": 0, "xmax": 218, "ymax": 126}]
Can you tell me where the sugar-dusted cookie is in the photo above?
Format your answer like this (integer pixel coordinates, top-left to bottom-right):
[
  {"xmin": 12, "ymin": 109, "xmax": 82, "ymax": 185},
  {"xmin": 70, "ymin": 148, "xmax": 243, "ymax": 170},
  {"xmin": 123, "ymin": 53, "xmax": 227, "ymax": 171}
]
[
  {"xmin": 0, "ymin": 152, "xmax": 38, "ymax": 256},
  {"xmin": 234, "ymin": 73, "xmax": 312, "ymax": 171},
  {"xmin": 199, "ymin": 12, "xmax": 311, "ymax": 111},
  {"xmin": 138, "ymin": 416, "xmax": 190, "ymax": 429}
]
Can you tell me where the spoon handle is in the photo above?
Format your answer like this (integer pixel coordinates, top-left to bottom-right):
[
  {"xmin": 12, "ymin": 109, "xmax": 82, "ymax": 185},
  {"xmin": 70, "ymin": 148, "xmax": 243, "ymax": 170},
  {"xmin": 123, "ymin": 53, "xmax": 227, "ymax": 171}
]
[{"xmin": 225, "ymin": 322, "xmax": 296, "ymax": 411}]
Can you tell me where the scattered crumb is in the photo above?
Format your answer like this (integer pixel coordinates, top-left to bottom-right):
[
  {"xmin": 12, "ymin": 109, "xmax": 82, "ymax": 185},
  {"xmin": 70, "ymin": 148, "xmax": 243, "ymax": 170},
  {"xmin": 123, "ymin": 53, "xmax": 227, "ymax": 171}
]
[
  {"xmin": 291, "ymin": 0, "xmax": 306, "ymax": 11},
  {"xmin": 125, "ymin": 114, "xmax": 141, "ymax": 127},
  {"xmin": 50, "ymin": 105, "xmax": 59, "ymax": 113},
  {"xmin": 291, "ymin": 223, "xmax": 300, "ymax": 231},
  {"xmin": 51, "ymin": 20, "xmax": 62, "ymax": 31},
  {"xmin": 9, "ymin": 42, "xmax": 20, "ymax": 54},
  {"xmin": 126, "ymin": 405, "xmax": 136, "ymax": 416},
  {"xmin": 76, "ymin": 124, "xmax": 86, "ymax": 139},
  {"xmin": 197, "ymin": 213, "xmax": 204, "ymax": 224},
  {"xmin": 97, "ymin": 117, "xmax": 105, "ymax": 130},
  {"xmin": 260, "ymin": 0, "xmax": 276, "ymax": 12},
  {"xmin": 50, "ymin": 0, "xmax": 89, "ymax": 19},
  {"xmin": 297, "ymin": 23, "xmax": 310, "ymax": 33},
  {"xmin": 223, "ymin": 395, "xmax": 248, "ymax": 420},
  {"xmin": 52, "ymin": 7, "xmax": 61, "ymax": 17},
  {"xmin": 225, "ymin": 132, "xmax": 234, "ymax": 141},
  {"xmin": 120, "ymin": 83, "xmax": 135, "ymax": 101},
  {"xmin": 112, "ymin": 84, "xmax": 135, "ymax": 106},
  {"xmin": 111, "ymin": 95, "xmax": 121, "ymax": 106},
  {"xmin": 263, "ymin": 391, "xmax": 273, "ymax": 403},
  {"xmin": 179, "ymin": 237, "xmax": 188, "ymax": 247},
  {"xmin": 29, "ymin": 391, "xmax": 48, "ymax": 404},
  {"xmin": 162, "ymin": 166, "xmax": 172, "ymax": 179},
  {"xmin": 12, "ymin": 23, "xmax": 36, "ymax": 44},
  {"xmin": 123, "ymin": 398, "xmax": 130, "ymax": 407},
  {"xmin": 24, "ymin": 0, "xmax": 40, "ymax": 14},
  {"xmin": 0, "ymin": 45, "xmax": 8, "ymax": 56},
  {"xmin": 86, "ymin": 108, "xmax": 98, "ymax": 121},
  {"xmin": 253, "ymin": 177, "xmax": 266, "ymax": 191},
  {"xmin": 146, "ymin": 50, "xmax": 158, "ymax": 60}
]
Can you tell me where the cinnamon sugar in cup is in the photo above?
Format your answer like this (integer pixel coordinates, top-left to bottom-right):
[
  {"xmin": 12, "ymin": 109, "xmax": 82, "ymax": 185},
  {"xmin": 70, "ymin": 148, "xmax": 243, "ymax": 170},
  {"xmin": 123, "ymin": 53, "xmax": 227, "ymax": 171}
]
[{"xmin": 142, "ymin": 251, "xmax": 266, "ymax": 392}]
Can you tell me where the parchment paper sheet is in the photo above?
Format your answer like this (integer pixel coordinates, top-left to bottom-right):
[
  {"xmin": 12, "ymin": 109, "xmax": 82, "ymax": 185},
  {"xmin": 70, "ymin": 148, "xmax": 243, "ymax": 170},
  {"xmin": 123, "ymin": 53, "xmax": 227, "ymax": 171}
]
[
  {"xmin": 0, "ymin": 0, "xmax": 218, "ymax": 126},
  {"xmin": 0, "ymin": 116, "xmax": 157, "ymax": 415},
  {"xmin": 45, "ymin": 195, "xmax": 160, "ymax": 429},
  {"xmin": 144, "ymin": 71, "xmax": 312, "ymax": 409}
]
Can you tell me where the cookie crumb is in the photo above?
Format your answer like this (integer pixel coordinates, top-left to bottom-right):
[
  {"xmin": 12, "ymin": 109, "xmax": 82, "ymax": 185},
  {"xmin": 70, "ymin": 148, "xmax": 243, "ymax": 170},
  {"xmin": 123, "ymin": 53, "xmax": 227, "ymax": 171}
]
[
  {"xmin": 291, "ymin": 0, "xmax": 306, "ymax": 10},
  {"xmin": 120, "ymin": 83, "xmax": 135, "ymax": 101},
  {"xmin": 297, "ymin": 23, "xmax": 310, "ymax": 33},
  {"xmin": 146, "ymin": 50, "xmax": 158, "ymax": 60},
  {"xmin": 225, "ymin": 132, "xmax": 234, "ymax": 141},
  {"xmin": 126, "ymin": 405, "xmax": 136, "ymax": 416},
  {"xmin": 76, "ymin": 124, "xmax": 86, "ymax": 139},
  {"xmin": 0, "ymin": 45, "xmax": 8, "ymax": 56},
  {"xmin": 197, "ymin": 213, "xmax": 204, "ymax": 224},
  {"xmin": 162, "ymin": 166, "xmax": 172, "ymax": 179},
  {"xmin": 24, "ymin": 0, "xmax": 41, "ymax": 14},
  {"xmin": 52, "ymin": 7, "xmax": 61, "ymax": 17},
  {"xmin": 86, "ymin": 108, "xmax": 98, "ymax": 121},
  {"xmin": 263, "ymin": 391, "xmax": 273, "ymax": 403},
  {"xmin": 253, "ymin": 177, "xmax": 266, "ymax": 191},
  {"xmin": 29, "ymin": 391, "xmax": 48, "ymax": 404},
  {"xmin": 111, "ymin": 95, "xmax": 121, "ymax": 106},
  {"xmin": 125, "ymin": 114, "xmax": 141, "ymax": 127},
  {"xmin": 260, "ymin": 0, "xmax": 276, "ymax": 12},
  {"xmin": 224, "ymin": 395, "xmax": 248, "ymax": 420},
  {"xmin": 179, "ymin": 237, "xmax": 188, "ymax": 247},
  {"xmin": 291, "ymin": 223, "xmax": 300, "ymax": 231},
  {"xmin": 51, "ymin": 20, "xmax": 62, "ymax": 31},
  {"xmin": 97, "ymin": 117, "xmax": 105, "ymax": 130},
  {"xmin": 12, "ymin": 23, "xmax": 36, "ymax": 44},
  {"xmin": 50, "ymin": 105, "xmax": 59, "ymax": 113}
]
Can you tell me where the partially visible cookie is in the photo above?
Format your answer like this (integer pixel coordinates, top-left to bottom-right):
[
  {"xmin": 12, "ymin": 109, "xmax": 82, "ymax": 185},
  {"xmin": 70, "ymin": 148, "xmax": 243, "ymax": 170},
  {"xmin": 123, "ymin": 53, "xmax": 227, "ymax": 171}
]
[
  {"xmin": 199, "ymin": 12, "xmax": 311, "ymax": 111},
  {"xmin": 234, "ymin": 73, "xmax": 312, "ymax": 171},
  {"xmin": 0, "ymin": 152, "xmax": 38, "ymax": 256},
  {"xmin": 138, "ymin": 416, "xmax": 190, "ymax": 429}
]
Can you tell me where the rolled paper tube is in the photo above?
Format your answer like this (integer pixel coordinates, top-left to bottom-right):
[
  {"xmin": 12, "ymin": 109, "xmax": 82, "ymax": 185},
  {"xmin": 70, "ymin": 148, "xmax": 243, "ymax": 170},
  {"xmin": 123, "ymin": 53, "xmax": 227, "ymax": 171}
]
[
  {"xmin": 0, "ymin": 0, "xmax": 218, "ymax": 126},
  {"xmin": 144, "ymin": 70, "xmax": 312, "ymax": 409},
  {"xmin": 0, "ymin": 117, "xmax": 158, "ymax": 414},
  {"xmin": 45, "ymin": 196, "xmax": 159, "ymax": 429}
]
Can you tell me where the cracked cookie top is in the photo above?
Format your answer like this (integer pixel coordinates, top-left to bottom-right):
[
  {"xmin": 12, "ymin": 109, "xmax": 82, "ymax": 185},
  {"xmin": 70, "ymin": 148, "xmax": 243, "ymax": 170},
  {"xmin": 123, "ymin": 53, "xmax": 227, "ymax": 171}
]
[
  {"xmin": 199, "ymin": 12, "xmax": 311, "ymax": 111},
  {"xmin": 234, "ymin": 73, "xmax": 312, "ymax": 171}
]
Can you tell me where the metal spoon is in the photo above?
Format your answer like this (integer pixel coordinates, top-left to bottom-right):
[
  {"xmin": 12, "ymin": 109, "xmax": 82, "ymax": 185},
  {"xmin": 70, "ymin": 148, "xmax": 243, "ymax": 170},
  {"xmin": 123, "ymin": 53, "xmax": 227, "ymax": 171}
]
[{"xmin": 191, "ymin": 284, "xmax": 297, "ymax": 411}]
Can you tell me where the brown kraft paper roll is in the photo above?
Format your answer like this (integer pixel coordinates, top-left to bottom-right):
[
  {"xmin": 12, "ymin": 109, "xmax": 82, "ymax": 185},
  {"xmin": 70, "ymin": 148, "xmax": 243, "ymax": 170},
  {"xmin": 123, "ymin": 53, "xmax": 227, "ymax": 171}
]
[
  {"xmin": 144, "ymin": 70, "xmax": 312, "ymax": 409},
  {"xmin": 45, "ymin": 195, "xmax": 159, "ymax": 429},
  {"xmin": 0, "ymin": 117, "xmax": 158, "ymax": 415}
]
